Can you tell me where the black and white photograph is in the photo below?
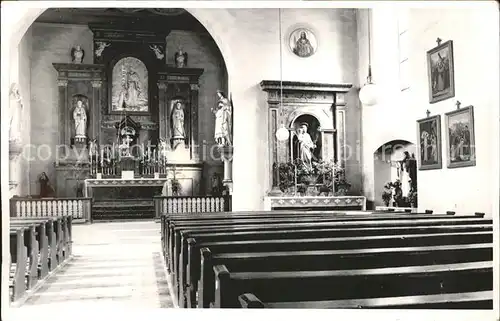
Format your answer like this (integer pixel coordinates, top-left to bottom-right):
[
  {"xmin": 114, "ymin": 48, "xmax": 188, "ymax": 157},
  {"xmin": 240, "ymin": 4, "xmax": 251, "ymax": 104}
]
[{"xmin": 1, "ymin": 2, "xmax": 498, "ymax": 321}]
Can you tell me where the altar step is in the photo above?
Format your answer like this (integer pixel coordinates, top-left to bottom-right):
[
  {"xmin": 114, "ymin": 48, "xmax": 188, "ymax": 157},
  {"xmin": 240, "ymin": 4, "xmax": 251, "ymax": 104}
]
[{"xmin": 92, "ymin": 199, "xmax": 155, "ymax": 221}]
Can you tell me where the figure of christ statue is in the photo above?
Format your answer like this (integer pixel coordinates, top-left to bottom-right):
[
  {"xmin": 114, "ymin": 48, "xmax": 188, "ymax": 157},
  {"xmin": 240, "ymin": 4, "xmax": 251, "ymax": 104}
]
[
  {"xmin": 73, "ymin": 100, "xmax": 87, "ymax": 138},
  {"xmin": 296, "ymin": 123, "xmax": 316, "ymax": 171}
]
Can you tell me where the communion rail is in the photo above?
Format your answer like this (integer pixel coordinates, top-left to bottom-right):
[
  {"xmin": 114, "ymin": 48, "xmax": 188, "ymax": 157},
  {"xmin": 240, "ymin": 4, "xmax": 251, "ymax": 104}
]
[
  {"xmin": 9, "ymin": 197, "xmax": 92, "ymax": 223},
  {"xmin": 154, "ymin": 195, "xmax": 232, "ymax": 218}
]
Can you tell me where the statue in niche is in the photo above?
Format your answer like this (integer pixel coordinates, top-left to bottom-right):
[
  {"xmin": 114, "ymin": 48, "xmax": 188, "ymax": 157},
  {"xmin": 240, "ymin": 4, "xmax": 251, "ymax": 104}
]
[
  {"xmin": 112, "ymin": 57, "xmax": 149, "ymax": 112},
  {"xmin": 295, "ymin": 122, "xmax": 316, "ymax": 171},
  {"xmin": 212, "ymin": 90, "xmax": 232, "ymax": 147},
  {"xmin": 73, "ymin": 99, "xmax": 87, "ymax": 138},
  {"xmin": 118, "ymin": 127, "xmax": 135, "ymax": 157},
  {"xmin": 170, "ymin": 100, "xmax": 186, "ymax": 139},
  {"xmin": 175, "ymin": 48, "xmax": 188, "ymax": 68},
  {"xmin": 71, "ymin": 45, "xmax": 85, "ymax": 64}
]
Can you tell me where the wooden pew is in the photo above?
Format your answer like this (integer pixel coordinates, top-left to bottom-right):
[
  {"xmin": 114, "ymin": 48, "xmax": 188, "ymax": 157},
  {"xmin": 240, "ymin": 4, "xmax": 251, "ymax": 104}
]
[
  {"xmin": 196, "ymin": 238, "xmax": 493, "ymax": 308},
  {"xmin": 167, "ymin": 214, "xmax": 490, "ymax": 277},
  {"xmin": 213, "ymin": 261, "xmax": 493, "ymax": 308},
  {"xmin": 238, "ymin": 291, "xmax": 494, "ymax": 309},
  {"xmin": 11, "ymin": 218, "xmax": 59, "ymax": 271},
  {"xmin": 9, "ymin": 228, "xmax": 28, "ymax": 302},
  {"xmin": 10, "ymin": 223, "xmax": 41, "ymax": 289},
  {"xmin": 166, "ymin": 213, "xmax": 488, "ymax": 268},
  {"xmin": 173, "ymin": 216, "xmax": 491, "ymax": 303}
]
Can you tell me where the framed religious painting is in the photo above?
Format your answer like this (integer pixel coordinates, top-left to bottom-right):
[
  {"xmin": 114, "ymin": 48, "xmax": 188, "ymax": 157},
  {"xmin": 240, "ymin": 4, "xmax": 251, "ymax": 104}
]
[
  {"xmin": 110, "ymin": 56, "xmax": 149, "ymax": 113},
  {"xmin": 445, "ymin": 105, "xmax": 476, "ymax": 168},
  {"xmin": 426, "ymin": 40, "xmax": 455, "ymax": 104},
  {"xmin": 288, "ymin": 26, "xmax": 318, "ymax": 58},
  {"xmin": 416, "ymin": 115, "xmax": 442, "ymax": 170}
]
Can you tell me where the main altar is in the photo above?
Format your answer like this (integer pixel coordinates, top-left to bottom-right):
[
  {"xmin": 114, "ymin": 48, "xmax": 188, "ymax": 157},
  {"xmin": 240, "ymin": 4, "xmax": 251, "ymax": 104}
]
[{"xmin": 51, "ymin": 24, "xmax": 230, "ymax": 219}]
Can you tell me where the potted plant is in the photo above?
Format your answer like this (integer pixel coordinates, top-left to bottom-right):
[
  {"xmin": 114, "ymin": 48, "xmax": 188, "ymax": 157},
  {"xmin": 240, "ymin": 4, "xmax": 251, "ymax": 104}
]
[{"xmin": 382, "ymin": 183, "xmax": 393, "ymax": 206}]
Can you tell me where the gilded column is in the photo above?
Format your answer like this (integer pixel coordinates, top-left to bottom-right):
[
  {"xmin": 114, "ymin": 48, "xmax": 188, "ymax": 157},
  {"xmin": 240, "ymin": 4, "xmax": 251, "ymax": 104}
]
[
  {"xmin": 91, "ymin": 80, "xmax": 102, "ymax": 141},
  {"xmin": 190, "ymin": 83, "xmax": 200, "ymax": 160},
  {"xmin": 157, "ymin": 82, "xmax": 167, "ymax": 140},
  {"xmin": 57, "ymin": 79, "xmax": 69, "ymax": 148}
]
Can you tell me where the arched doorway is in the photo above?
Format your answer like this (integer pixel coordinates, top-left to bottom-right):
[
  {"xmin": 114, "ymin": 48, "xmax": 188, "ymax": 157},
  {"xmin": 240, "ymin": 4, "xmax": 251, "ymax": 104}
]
[
  {"xmin": 373, "ymin": 139, "xmax": 417, "ymax": 208},
  {"xmin": 5, "ymin": 8, "xmax": 239, "ymax": 198}
]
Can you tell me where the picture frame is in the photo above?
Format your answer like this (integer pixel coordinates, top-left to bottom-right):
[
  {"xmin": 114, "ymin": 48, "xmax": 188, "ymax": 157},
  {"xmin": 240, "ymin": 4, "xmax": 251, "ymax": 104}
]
[
  {"xmin": 426, "ymin": 40, "xmax": 455, "ymax": 104},
  {"xmin": 445, "ymin": 105, "xmax": 476, "ymax": 168},
  {"xmin": 416, "ymin": 115, "xmax": 442, "ymax": 170},
  {"xmin": 288, "ymin": 26, "xmax": 318, "ymax": 58}
]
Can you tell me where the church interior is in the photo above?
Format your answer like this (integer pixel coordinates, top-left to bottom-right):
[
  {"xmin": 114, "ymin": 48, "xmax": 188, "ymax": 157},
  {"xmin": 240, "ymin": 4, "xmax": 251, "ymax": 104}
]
[{"xmin": 2, "ymin": 3, "xmax": 499, "ymax": 316}]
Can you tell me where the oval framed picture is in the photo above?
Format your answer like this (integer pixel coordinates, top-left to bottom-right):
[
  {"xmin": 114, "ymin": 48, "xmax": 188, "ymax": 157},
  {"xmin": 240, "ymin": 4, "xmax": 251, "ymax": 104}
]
[{"xmin": 288, "ymin": 26, "xmax": 318, "ymax": 58}]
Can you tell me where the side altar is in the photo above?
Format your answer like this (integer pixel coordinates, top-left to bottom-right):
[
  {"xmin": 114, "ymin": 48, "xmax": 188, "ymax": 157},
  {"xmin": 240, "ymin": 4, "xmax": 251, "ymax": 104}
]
[{"xmin": 260, "ymin": 80, "xmax": 365, "ymax": 211}]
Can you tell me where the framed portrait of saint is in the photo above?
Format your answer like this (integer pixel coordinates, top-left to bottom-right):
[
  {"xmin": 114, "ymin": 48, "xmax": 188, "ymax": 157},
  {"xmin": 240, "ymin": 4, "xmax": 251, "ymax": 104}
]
[
  {"xmin": 445, "ymin": 105, "xmax": 476, "ymax": 168},
  {"xmin": 426, "ymin": 40, "xmax": 455, "ymax": 104},
  {"xmin": 416, "ymin": 115, "xmax": 442, "ymax": 170},
  {"xmin": 111, "ymin": 56, "xmax": 149, "ymax": 113},
  {"xmin": 288, "ymin": 27, "xmax": 318, "ymax": 58}
]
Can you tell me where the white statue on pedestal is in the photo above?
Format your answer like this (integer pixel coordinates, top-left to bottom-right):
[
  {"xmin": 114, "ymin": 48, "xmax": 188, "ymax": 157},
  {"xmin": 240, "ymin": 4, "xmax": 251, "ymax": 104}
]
[
  {"xmin": 170, "ymin": 101, "xmax": 185, "ymax": 139},
  {"xmin": 73, "ymin": 100, "xmax": 87, "ymax": 138},
  {"xmin": 9, "ymin": 83, "xmax": 22, "ymax": 142},
  {"xmin": 212, "ymin": 90, "xmax": 232, "ymax": 146},
  {"xmin": 296, "ymin": 123, "xmax": 316, "ymax": 171}
]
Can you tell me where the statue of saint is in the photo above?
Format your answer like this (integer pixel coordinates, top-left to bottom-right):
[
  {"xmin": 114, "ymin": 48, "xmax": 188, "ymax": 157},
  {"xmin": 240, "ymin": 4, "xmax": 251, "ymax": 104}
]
[
  {"xmin": 71, "ymin": 45, "xmax": 85, "ymax": 64},
  {"xmin": 116, "ymin": 69, "xmax": 148, "ymax": 110},
  {"xmin": 175, "ymin": 48, "xmax": 188, "ymax": 68},
  {"xmin": 293, "ymin": 31, "xmax": 314, "ymax": 58},
  {"xmin": 212, "ymin": 90, "xmax": 232, "ymax": 146},
  {"xmin": 296, "ymin": 123, "xmax": 316, "ymax": 171},
  {"xmin": 9, "ymin": 83, "xmax": 22, "ymax": 142},
  {"xmin": 170, "ymin": 101, "xmax": 185, "ymax": 139},
  {"xmin": 73, "ymin": 100, "xmax": 87, "ymax": 138}
]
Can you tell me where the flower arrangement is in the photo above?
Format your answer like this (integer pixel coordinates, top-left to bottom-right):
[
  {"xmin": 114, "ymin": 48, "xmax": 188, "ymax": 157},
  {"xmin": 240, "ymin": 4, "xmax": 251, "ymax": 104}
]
[{"xmin": 275, "ymin": 159, "xmax": 349, "ymax": 196}]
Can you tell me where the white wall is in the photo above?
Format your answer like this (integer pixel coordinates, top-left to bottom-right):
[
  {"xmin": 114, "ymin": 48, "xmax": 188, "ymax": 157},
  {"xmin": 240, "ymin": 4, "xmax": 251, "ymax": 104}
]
[
  {"xmin": 190, "ymin": 8, "xmax": 361, "ymax": 211},
  {"xmin": 359, "ymin": 6, "xmax": 499, "ymax": 215}
]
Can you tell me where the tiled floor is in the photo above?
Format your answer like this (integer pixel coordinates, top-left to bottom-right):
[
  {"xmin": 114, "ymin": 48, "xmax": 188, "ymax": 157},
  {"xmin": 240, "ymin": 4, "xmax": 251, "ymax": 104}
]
[{"xmin": 11, "ymin": 221, "xmax": 174, "ymax": 312}]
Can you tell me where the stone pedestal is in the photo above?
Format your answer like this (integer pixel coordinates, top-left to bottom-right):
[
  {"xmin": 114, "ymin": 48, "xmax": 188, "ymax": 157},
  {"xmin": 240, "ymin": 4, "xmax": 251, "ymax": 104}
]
[{"xmin": 163, "ymin": 162, "xmax": 203, "ymax": 196}]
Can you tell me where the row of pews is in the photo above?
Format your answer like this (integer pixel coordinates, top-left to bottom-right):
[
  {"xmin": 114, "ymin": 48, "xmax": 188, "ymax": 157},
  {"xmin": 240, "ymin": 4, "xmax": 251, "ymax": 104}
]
[
  {"xmin": 9, "ymin": 215, "xmax": 73, "ymax": 304},
  {"xmin": 161, "ymin": 210, "xmax": 493, "ymax": 309}
]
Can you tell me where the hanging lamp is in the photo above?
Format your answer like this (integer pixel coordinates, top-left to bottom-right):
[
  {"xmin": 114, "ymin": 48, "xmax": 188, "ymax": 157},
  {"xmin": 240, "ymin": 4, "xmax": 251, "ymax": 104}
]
[
  {"xmin": 275, "ymin": 8, "xmax": 290, "ymax": 142},
  {"xmin": 359, "ymin": 8, "xmax": 378, "ymax": 106}
]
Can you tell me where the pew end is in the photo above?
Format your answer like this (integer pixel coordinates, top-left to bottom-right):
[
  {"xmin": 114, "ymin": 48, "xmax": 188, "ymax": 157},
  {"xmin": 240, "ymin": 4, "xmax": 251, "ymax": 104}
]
[
  {"xmin": 239, "ymin": 293, "xmax": 265, "ymax": 308},
  {"xmin": 214, "ymin": 265, "xmax": 231, "ymax": 308}
]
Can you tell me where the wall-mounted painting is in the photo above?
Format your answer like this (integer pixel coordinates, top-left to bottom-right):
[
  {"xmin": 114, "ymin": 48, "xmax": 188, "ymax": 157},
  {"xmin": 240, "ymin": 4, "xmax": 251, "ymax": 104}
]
[
  {"xmin": 445, "ymin": 105, "xmax": 476, "ymax": 168},
  {"xmin": 427, "ymin": 40, "xmax": 455, "ymax": 104},
  {"xmin": 416, "ymin": 115, "xmax": 442, "ymax": 170},
  {"xmin": 111, "ymin": 56, "xmax": 149, "ymax": 113},
  {"xmin": 288, "ymin": 27, "xmax": 318, "ymax": 58}
]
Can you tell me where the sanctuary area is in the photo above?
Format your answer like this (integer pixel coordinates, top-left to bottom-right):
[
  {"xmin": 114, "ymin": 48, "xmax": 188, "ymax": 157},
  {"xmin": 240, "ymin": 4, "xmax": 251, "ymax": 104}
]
[{"xmin": 3, "ymin": 4, "xmax": 498, "ymax": 314}]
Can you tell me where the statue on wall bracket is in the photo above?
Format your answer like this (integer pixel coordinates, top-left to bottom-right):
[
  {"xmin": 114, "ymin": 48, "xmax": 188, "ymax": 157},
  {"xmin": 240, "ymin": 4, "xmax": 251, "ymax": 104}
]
[
  {"xmin": 212, "ymin": 90, "xmax": 232, "ymax": 147},
  {"xmin": 174, "ymin": 48, "xmax": 188, "ymax": 68}
]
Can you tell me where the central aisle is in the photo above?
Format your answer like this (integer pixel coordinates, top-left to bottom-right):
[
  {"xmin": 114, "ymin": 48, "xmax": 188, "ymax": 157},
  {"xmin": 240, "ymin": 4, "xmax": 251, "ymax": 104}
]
[{"xmin": 17, "ymin": 221, "xmax": 174, "ymax": 309}]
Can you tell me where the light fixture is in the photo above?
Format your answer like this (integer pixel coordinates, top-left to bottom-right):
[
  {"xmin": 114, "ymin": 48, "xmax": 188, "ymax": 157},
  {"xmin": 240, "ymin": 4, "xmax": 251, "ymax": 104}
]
[
  {"xmin": 275, "ymin": 8, "xmax": 290, "ymax": 142},
  {"xmin": 359, "ymin": 9, "xmax": 378, "ymax": 106}
]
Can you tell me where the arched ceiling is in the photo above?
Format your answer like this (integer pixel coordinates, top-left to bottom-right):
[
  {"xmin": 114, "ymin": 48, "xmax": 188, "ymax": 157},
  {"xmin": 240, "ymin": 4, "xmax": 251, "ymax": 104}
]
[{"xmin": 35, "ymin": 8, "xmax": 210, "ymax": 34}]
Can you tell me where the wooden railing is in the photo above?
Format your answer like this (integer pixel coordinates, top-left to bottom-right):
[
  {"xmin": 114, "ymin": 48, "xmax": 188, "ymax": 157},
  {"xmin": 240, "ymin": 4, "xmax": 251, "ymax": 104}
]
[
  {"xmin": 10, "ymin": 197, "xmax": 92, "ymax": 222},
  {"xmin": 154, "ymin": 195, "xmax": 232, "ymax": 218}
]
